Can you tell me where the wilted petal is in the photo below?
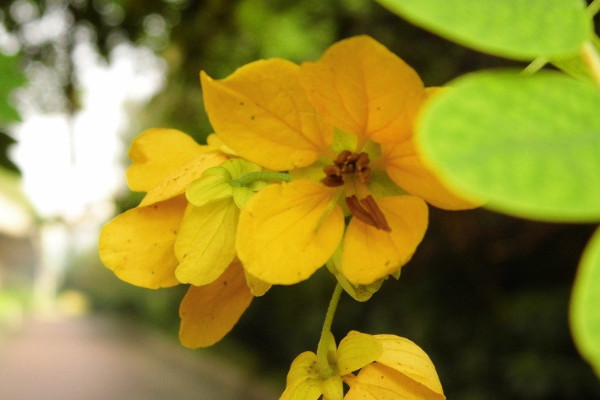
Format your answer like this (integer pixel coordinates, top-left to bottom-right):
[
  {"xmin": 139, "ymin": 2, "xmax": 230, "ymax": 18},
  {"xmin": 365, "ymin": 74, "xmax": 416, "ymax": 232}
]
[
  {"xmin": 126, "ymin": 128, "xmax": 208, "ymax": 192},
  {"xmin": 341, "ymin": 196, "xmax": 428, "ymax": 285},
  {"xmin": 300, "ymin": 35, "xmax": 426, "ymax": 145},
  {"xmin": 98, "ymin": 196, "xmax": 187, "ymax": 289},
  {"xmin": 174, "ymin": 200, "xmax": 238, "ymax": 286},
  {"xmin": 201, "ymin": 59, "xmax": 332, "ymax": 171},
  {"xmin": 237, "ymin": 180, "xmax": 344, "ymax": 285},
  {"xmin": 179, "ymin": 260, "xmax": 253, "ymax": 348}
]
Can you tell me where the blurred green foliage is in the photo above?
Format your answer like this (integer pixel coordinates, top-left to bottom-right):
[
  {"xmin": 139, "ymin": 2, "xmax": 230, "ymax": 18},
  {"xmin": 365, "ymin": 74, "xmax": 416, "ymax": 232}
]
[
  {"xmin": 0, "ymin": 53, "xmax": 26, "ymax": 124},
  {"xmin": 3, "ymin": 0, "xmax": 597, "ymax": 398},
  {"xmin": 0, "ymin": 52, "xmax": 26, "ymax": 173}
]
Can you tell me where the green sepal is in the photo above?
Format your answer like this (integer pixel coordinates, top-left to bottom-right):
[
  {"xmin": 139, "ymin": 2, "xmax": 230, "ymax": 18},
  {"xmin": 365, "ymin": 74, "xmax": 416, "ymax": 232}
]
[
  {"xmin": 330, "ymin": 128, "xmax": 358, "ymax": 154},
  {"xmin": 368, "ymin": 169, "xmax": 407, "ymax": 198},
  {"xmin": 186, "ymin": 172, "xmax": 233, "ymax": 207},
  {"xmin": 187, "ymin": 158, "xmax": 265, "ymax": 208}
]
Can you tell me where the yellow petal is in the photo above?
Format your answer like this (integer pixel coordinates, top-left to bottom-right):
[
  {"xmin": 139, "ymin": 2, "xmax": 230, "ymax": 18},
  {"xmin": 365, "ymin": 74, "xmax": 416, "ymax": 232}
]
[
  {"xmin": 286, "ymin": 351, "xmax": 320, "ymax": 387},
  {"xmin": 206, "ymin": 133, "xmax": 237, "ymax": 156},
  {"xmin": 320, "ymin": 375, "xmax": 343, "ymax": 400},
  {"xmin": 126, "ymin": 128, "xmax": 207, "ymax": 192},
  {"xmin": 341, "ymin": 196, "xmax": 428, "ymax": 285},
  {"xmin": 280, "ymin": 351, "xmax": 323, "ymax": 400},
  {"xmin": 344, "ymin": 363, "xmax": 445, "ymax": 400},
  {"xmin": 381, "ymin": 138, "xmax": 478, "ymax": 210},
  {"xmin": 98, "ymin": 196, "xmax": 187, "ymax": 289},
  {"xmin": 200, "ymin": 59, "xmax": 332, "ymax": 171},
  {"xmin": 300, "ymin": 35, "xmax": 426, "ymax": 146},
  {"xmin": 236, "ymin": 180, "xmax": 344, "ymax": 285},
  {"xmin": 280, "ymin": 380, "xmax": 322, "ymax": 400},
  {"xmin": 178, "ymin": 260, "xmax": 253, "ymax": 348},
  {"xmin": 373, "ymin": 335, "xmax": 445, "ymax": 398},
  {"xmin": 336, "ymin": 331, "xmax": 382, "ymax": 375},
  {"xmin": 174, "ymin": 200, "xmax": 238, "ymax": 286},
  {"xmin": 139, "ymin": 152, "xmax": 228, "ymax": 207}
]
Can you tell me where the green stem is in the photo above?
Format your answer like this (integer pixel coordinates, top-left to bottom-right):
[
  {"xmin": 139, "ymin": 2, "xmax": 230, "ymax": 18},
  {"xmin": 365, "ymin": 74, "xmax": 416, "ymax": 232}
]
[
  {"xmin": 523, "ymin": 1, "xmax": 600, "ymax": 76},
  {"xmin": 316, "ymin": 283, "xmax": 343, "ymax": 374},
  {"xmin": 231, "ymin": 171, "xmax": 292, "ymax": 187},
  {"xmin": 588, "ymin": 0, "xmax": 600, "ymax": 17},
  {"xmin": 522, "ymin": 56, "xmax": 548, "ymax": 75}
]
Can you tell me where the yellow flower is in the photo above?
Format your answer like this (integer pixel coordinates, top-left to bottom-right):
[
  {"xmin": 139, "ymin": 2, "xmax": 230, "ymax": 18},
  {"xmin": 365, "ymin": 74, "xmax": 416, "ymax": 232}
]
[
  {"xmin": 99, "ymin": 128, "xmax": 267, "ymax": 348},
  {"xmin": 201, "ymin": 35, "xmax": 475, "ymax": 286},
  {"xmin": 280, "ymin": 331, "xmax": 445, "ymax": 400}
]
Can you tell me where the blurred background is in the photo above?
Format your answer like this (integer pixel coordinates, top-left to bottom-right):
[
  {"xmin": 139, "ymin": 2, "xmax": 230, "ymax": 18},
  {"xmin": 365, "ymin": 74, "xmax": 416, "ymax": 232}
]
[{"xmin": 1, "ymin": 0, "xmax": 600, "ymax": 399}]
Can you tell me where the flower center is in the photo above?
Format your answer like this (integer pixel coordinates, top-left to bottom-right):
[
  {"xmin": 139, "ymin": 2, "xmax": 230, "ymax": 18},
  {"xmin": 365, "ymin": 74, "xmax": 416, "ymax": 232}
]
[
  {"xmin": 321, "ymin": 151, "xmax": 391, "ymax": 232},
  {"xmin": 321, "ymin": 150, "xmax": 371, "ymax": 188}
]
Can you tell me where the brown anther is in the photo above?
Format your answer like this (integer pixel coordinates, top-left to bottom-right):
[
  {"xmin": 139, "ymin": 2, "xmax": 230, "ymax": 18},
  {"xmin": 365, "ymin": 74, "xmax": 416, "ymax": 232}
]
[
  {"xmin": 322, "ymin": 151, "xmax": 372, "ymax": 187},
  {"xmin": 345, "ymin": 195, "xmax": 391, "ymax": 232}
]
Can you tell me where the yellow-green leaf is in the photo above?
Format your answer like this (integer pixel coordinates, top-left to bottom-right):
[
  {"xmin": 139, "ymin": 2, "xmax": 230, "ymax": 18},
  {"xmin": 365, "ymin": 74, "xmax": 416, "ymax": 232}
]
[
  {"xmin": 381, "ymin": 137, "xmax": 478, "ymax": 210},
  {"xmin": 418, "ymin": 70, "xmax": 600, "ymax": 222},
  {"xmin": 570, "ymin": 227, "xmax": 600, "ymax": 378},
  {"xmin": 374, "ymin": 0, "xmax": 591, "ymax": 60}
]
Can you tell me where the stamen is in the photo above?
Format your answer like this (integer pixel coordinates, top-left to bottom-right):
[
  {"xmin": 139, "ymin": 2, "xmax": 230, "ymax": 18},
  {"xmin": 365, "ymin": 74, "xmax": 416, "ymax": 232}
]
[
  {"xmin": 321, "ymin": 151, "xmax": 372, "ymax": 187},
  {"xmin": 360, "ymin": 195, "xmax": 391, "ymax": 232},
  {"xmin": 345, "ymin": 195, "xmax": 391, "ymax": 232}
]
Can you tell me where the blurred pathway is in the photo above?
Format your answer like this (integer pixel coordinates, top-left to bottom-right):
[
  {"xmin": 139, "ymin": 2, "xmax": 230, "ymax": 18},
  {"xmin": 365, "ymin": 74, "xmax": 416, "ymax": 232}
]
[{"xmin": 0, "ymin": 315, "xmax": 278, "ymax": 400}]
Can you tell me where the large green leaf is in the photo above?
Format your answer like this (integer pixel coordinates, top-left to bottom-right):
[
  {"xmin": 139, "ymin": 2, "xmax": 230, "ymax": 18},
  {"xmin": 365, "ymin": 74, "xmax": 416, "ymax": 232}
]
[
  {"xmin": 374, "ymin": 0, "xmax": 591, "ymax": 60},
  {"xmin": 571, "ymin": 227, "xmax": 600, "ymax": 378},
  {"xmin": 418, "ymin": 70, "xmax": 600, "ymax": 222}
]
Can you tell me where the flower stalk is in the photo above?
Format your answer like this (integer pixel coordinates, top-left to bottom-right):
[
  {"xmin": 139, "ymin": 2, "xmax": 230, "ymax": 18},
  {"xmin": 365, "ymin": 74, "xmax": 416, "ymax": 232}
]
[{"xmin": 316, "ymin": 283, "xmax": 343, "ymax": 375}]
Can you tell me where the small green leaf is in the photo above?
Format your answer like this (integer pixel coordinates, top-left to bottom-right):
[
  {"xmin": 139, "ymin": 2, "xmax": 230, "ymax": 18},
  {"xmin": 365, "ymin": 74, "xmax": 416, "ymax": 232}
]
[
  {"xmin": 571, "ymin": 227, "xmax": 600, "ymax": 378},
  {"xmin": 418, "ymin": 70, "xmax": 600, "ymax": 222},
  {"xmin": 374, "ymin": 0, "xmax": 591, "ymax": 60}
]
